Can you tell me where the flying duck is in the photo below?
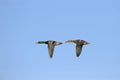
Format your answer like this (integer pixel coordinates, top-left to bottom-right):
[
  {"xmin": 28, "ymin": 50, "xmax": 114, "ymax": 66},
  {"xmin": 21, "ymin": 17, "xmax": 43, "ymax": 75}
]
[
  {"xmin": 66, "ymin": 39, "xmax": 90, "ymax": 57},
  {"xmin": 36, "ymin": 40, "xmax": 62, "ymax": 58}
]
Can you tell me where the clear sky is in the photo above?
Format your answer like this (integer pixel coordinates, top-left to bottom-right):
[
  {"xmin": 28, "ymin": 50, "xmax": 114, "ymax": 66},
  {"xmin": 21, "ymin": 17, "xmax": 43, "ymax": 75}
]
[{"xmin": 0, "ymin": 0, "xmax": 120, "ymax": 80}]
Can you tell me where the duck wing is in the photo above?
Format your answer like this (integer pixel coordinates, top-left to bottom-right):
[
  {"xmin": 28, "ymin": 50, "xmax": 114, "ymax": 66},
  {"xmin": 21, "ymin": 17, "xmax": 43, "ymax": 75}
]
[
  {"xmin": 76, "ymin": 45, "xmax": 83, "ymax": 57},
  {"xmin": 48, "ymin": 45, "xmax": 55, "ymax": 58}
]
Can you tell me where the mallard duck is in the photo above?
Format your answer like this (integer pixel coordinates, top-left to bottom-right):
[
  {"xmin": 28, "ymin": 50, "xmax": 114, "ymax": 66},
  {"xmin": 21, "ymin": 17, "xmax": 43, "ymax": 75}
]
[
  {"xmin": 66, "ymin": 39, "xmax": 90, "ymax": 57},
  {"xmin": 36, "ymin": 40, "xmax": 62, "ymax": 58}
]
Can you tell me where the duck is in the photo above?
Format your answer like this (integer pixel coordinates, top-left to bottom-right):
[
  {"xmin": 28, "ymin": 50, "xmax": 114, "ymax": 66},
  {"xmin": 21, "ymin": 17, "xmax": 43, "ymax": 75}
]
[
  {"xmin": 36, "ymin": 40, "xmax": 62, "ymax": 58},
  {"xmin": 66, "ymin": 39, "xmax": 90, "ymax": 57}
]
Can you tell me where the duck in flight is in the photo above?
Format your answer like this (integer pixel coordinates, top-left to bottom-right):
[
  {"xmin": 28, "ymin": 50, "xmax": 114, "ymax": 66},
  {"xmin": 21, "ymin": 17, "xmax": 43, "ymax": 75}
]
[
  {"xmin": 36, "ymin": 40, "xmax": 62, "ymax": 58},
  {"xmin": 66, "ymin": 39, "xmax": 90, "ymax": 57}
]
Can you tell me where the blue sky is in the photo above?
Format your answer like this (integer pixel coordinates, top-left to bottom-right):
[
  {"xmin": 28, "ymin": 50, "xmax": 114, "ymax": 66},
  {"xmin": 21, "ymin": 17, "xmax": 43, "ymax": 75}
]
[{"xmin": 0, "ymin": 0, "xmax": 120, "ymax": 80}]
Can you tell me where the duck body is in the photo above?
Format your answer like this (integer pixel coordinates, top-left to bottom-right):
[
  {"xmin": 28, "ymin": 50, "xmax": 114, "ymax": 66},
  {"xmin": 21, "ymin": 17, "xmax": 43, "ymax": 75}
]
[
  {"xmin": 37, "ymin": 40, "xmax": 62, "ymax": 58},
  {"xmin": 66, "ymin": 39, "xmax": 90, "ymax": 57}
]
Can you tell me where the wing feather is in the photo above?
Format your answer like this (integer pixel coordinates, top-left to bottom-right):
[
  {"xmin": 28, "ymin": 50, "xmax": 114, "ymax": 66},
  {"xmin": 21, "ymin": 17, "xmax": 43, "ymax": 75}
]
[
  {"xmin": 76, "ymin": 45, "xmax": 83, "ymax": 57},
  {"xmin": 48, "ymin": 45, "xmax": 54, "ymax": 58}
]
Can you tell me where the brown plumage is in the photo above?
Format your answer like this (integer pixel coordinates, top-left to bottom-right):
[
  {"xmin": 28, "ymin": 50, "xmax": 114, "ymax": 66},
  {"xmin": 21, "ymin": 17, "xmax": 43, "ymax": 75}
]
[
  {"xmin": 36, "ymin": 40, "xmax": 62, "ymax": 58},
  {"xmin": 66, "ymin": 39, "xmax": 90, "ymax": 57}
]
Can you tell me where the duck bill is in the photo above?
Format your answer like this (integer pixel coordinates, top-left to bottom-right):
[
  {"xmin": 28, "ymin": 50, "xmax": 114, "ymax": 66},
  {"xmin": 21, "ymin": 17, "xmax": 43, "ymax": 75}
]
[{"xmin": 36, "ymin": 42, "xmax": 39, "ymax": 44}]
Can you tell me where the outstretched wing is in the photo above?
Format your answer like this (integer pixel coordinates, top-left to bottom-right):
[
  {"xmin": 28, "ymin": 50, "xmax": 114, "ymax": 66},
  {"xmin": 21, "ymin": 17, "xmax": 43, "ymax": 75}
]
[
  {"xmin": 76, "ymin": 45, "xmax": 83, "ymax": 57},
  {"xmin": 48, "ymin": 45, "xmax": 55, "ymax": 58}
]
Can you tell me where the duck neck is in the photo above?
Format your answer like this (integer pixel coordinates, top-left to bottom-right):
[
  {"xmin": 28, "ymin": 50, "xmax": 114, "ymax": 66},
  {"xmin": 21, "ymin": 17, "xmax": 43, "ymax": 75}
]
[{"xmin": 37, "ymin": 41, "xmax": 46, "ymax": 44}]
